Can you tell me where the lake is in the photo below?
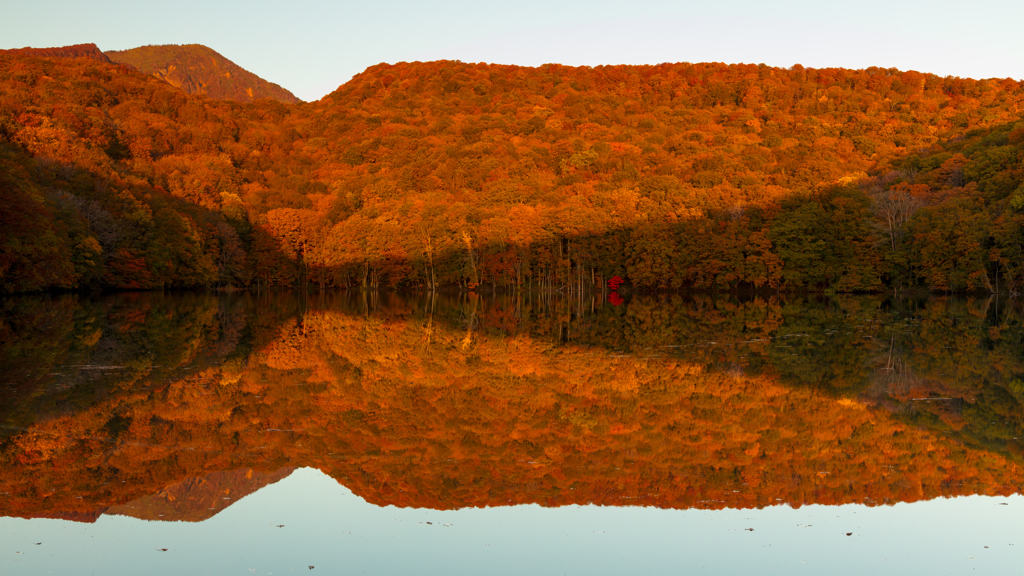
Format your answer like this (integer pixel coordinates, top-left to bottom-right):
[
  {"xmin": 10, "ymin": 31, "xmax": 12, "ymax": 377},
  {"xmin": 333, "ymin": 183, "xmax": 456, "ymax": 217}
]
[{"xmin": 1, "ymin": 291, "xmax": 1022, "ymax": 574}]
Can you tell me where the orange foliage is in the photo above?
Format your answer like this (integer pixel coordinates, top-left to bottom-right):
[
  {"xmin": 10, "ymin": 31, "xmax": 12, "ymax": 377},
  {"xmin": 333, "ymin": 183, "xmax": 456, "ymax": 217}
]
[{"xmin": 4, "ymin": 52, "xmax": 1024, "ymax": 293}]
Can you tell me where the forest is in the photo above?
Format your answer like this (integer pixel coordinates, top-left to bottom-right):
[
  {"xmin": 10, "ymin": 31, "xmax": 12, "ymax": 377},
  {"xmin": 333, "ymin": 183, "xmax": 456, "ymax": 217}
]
[
  {"xmin": 2, "ymin": 51, "xmax": 1024, "ymax": 294},
  {"xmin": 1, "ymin": 292, "xmax": 1023, "ymax": 518}
]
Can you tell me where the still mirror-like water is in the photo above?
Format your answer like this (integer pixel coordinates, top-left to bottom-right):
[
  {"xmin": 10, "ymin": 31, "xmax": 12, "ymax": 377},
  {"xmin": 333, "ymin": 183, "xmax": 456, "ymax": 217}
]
[{"xmin": 1, "ymin": 291, "xmax": 1023, "ymax": 574}]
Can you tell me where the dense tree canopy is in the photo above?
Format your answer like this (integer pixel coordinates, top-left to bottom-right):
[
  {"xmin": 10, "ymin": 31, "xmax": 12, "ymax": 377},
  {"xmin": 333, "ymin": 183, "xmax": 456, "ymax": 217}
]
[{"xmin": 2, "ymin": 53, "xmax": 1024, "ymax": 294}]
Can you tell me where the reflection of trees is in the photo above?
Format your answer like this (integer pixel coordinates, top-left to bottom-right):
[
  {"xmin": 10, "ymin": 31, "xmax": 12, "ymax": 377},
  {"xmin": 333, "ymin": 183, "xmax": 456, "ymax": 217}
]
[
  {"xmin": 870, "ymin": 334, "xmax": 922, "ymax": 400},
  {"xmin": 862, "ymin": 297, "xmax": 1024, "ymax": 456},
  {"xmin": 766, "ymin": 297, "xmax": 880, "ymax": 395},
  {"xmin": 864, "ymin": 333, "xmax": 964, "ymax": 422},
  {"xmin": 0, "ymin": 293, "xmax": 281, "ymax": 434},
  {"xmin": 0, "ymin": 296, "xmax": 79, "ymax": 408},
  {"xmin": 2, "ymin": 292, "xmax": 1024, "ymax": 522}
]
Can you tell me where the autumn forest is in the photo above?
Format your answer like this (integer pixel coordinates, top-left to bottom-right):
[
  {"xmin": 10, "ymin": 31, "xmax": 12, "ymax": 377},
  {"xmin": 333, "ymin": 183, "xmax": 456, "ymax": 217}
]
[{"xmin": 4, "ymin": 47, "xmax": 1024, "ymax": 295}]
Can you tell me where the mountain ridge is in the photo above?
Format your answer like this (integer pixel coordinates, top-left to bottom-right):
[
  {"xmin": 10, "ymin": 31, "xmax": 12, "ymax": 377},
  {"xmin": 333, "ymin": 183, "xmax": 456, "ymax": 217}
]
[{"xmin": 0, "ymin": 43, "xmax": 112, "ymax": 62}]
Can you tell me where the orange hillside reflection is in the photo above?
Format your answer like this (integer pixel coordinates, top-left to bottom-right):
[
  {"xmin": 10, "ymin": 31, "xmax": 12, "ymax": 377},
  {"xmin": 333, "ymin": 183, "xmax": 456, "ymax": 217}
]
[{"xmin": 1, "ymin": 292, "xmax": 1022, "ymax": 521}]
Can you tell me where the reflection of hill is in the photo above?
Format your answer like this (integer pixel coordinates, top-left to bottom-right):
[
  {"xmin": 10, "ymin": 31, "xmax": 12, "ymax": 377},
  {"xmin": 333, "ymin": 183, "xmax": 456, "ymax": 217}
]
[
  {"xmin": 1, "ymin": 292, "xmax": 1023, "ymax": 521},
  {"xmin": 106, "ymin": 467, "xmax": 295, "ymax": 522},
  {"xmin": 4, "ymin": 468, "xmax": 295, "ymax": 524}
]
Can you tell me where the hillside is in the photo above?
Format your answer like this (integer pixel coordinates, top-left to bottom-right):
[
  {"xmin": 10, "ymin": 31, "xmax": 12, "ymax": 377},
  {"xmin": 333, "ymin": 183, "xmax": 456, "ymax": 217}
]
[
  {"xmin": 105, "ymin": 44, "xmax": 300, "ymax": 104},
  {"xmin": 1, "ymin": 53, "xmax": 1023, "ymax": 294}
]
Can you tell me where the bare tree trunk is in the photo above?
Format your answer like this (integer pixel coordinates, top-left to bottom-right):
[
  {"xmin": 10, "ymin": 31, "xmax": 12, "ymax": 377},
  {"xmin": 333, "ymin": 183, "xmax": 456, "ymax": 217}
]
[
  {"xmin": 423, "ymin": 233, "xmax": 436, "ymax": 292},
  {"xmin": 462, "ymin": 230, "xmax": 478, "ymax": 288}
]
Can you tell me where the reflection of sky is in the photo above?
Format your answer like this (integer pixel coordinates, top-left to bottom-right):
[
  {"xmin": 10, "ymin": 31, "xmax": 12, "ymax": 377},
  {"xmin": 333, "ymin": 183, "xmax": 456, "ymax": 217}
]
[{"xmin": 1, "ymin": 468, "xmax": 1020, "ymax": 575}]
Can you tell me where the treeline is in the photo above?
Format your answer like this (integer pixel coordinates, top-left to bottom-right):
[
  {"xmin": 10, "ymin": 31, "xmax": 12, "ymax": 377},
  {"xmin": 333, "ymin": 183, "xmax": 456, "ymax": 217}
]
[{"xmin": 2, "ymin": 53, "xmax": 1024, "ymax": 294}]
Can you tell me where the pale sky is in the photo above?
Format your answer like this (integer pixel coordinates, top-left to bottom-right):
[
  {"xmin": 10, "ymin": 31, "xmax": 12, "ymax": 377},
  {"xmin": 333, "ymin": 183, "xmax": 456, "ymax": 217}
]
[{"xmin": 2, "ymin": 0, "xmax": 1022, "ymax": 102}]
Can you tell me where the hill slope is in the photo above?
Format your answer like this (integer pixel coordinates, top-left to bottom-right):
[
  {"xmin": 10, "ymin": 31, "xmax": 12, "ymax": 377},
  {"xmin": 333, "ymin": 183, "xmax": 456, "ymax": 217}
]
[
  {"xmin": 1, "ymin": 54, "xmax": 1023, "ymax": 294},
  {"xmin": 105, "ymin": 44, "xmax": 300, "ymax": 104}
]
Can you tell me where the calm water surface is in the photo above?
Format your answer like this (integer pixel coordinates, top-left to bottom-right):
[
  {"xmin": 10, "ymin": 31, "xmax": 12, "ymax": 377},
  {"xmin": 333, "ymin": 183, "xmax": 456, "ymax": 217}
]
[{"xmin": 1, "ymin": 291, "xmax": 1023, "ymax": 574}]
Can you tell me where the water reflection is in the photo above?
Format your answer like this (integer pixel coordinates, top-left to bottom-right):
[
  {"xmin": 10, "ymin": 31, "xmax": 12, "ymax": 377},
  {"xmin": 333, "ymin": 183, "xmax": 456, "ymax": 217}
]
[{"xmin": 1, "ymin": 291, "xmax": 1022, "ymax": 522}]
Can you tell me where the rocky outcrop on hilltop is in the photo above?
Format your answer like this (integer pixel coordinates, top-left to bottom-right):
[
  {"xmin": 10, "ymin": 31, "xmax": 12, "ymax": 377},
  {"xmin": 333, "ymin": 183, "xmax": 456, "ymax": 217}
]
[{"xmin": 106, "ymin": 44, "xmax": 300, "ymax": 103}]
